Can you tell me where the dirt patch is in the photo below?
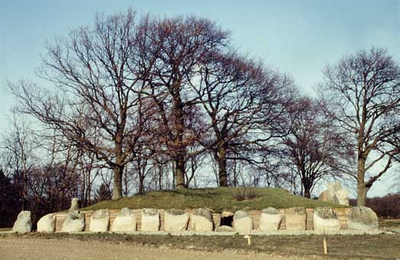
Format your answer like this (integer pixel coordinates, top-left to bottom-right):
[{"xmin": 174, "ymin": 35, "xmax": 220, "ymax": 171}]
[
  {"xmin": 1, "ymin": 232, "xmax": 399, "ymax": 259},
  {"xmin": 0, "ymin": 237, "xmax": 303, "ymax": 260}
]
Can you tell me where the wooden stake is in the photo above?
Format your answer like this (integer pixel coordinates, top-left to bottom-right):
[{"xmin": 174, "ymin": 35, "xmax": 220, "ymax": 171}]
[
  {"xmin": 244, "ymin": 235, "xmax": 252, "ymax": 245},
  {"xmin": 323, "ymin": 237, "xmax": 328, "ymax": 254}
]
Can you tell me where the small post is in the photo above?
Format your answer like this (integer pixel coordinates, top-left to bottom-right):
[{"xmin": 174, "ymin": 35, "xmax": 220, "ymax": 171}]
[
  {"xmin": 244, "ymin": 235, "xmax": 252, "ymax": 245},
  {"xmin": 323, "ymin": 237, "xmax": 328, "ymax": 254}
]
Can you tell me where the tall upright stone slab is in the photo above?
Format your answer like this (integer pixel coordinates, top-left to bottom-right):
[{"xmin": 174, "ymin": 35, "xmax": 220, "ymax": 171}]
[
  {"xmin": 68, "ymin": 198, "xmax": 80, "ymax": 211},
  {"xmin": 285, "ymin": 207, "xmax": 306, "ymax": 231},
  {"xmin": 89, "ymin": 209, "xmax": 110, "ymax": 232},
  {"xmin": 37, "ymin": 213, "xmax": 56, "ymax": 233},
  {"xmin": 61, "ymin": 210, "xmax": 85, "ymax": 232},
  {"xmin": 318, "ymin": 183, "xmax": 349, "ymax": 206},
  {"xmin": 313, "ymin": 207, "xmax": 341, "ymax": 232},
  {"xmin": 259, "ymin": 207, "xmax": 282, "ymax": 231},
  {"xmin": 164, "ymin": 209, "xmax": 189, "ymax": 231},
  {"xmin": 13, "ymin": 211, "xmax": 32, "ymax": 233},
  {"xmin": 233, "ymin": 210, "xmax": 253, "ymax": 233},
  {"xmin": 111, "ymin": 208, "xmax": 137, "ymax": 232},
  {"xmin": 191, "ymin": 208, "xmax": 213, "ymax": 232},
  {"xmin": 348, "ymin": 206, "xmax": 378, "ymax": 230},
  {"xmin": 141, "ymin": 208, "xmax": 160, "ymax": 231}
]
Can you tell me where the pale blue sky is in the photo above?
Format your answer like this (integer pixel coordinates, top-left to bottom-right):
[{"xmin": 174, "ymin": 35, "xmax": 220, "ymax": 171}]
[{"xmin": 0, "ymin": 0, "xmax": 399, "ymax": 195}]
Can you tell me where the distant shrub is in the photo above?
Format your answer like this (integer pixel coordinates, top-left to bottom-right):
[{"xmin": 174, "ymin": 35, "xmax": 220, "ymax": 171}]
[
  {"xmin": 232, "ymin": 187, "xmax": 260, "ymax": 201},
  {"xmin": 350, "ymin": 194, "xmax": 400, "ymax": 218}
]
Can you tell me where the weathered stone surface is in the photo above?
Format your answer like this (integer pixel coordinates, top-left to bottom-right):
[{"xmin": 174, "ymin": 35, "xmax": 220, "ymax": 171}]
[
  {"xmin": 68, "ymin": 198, "xmax": 80, "ymax": 211},
  {"xmin": 37, "ymin": 213, "xmax": 56, "ymax": 233},
  {"xmin": 284, "ymin": 207, "xmax": 306, "ymax": 231},
  {"xmin": 61, "ymin": 210, "xmax": 85, "ymax": 232},
  {"xmin": 348, "ymin": 206, "xmax": 378, "ymax": 230},
  {"xmin": 111, "ymin": 208, "xmax": 136, "ymax": 232},
  {"xmin": 221, "ymin": 211, "xmax": 234, "ymax": 218},
  {"xmin": 259, "ymin": 207, "xmax": 282, "ymax": 231},
  {"xmin": 215, "ymin": 225, "xmax": 236, "ymax": 232},
  {"xmin": 141, "ymin": 208, "xmax": 160, "ymax": 231},
  {"xmin": 313, "ymin": 207, "xmax": 341, "ymax": 232},
  {"xmin": 335, "ymin": 189, "xmax": 350, "ymax": 206},
  {"xmin": 89, "ymin": 209, "xmax": 110, "ymax": 232},
  {"xmin": 191, "ymin": 208, "xmax": 213, "ymax": 232},
  {"xmin": 12, "ymin": 211, "xmax": 32, "ymax": 233},
  {"xmin": 318, "ymin": 182, "xmax": 349, "ymax": 206},
  {"xmin": 164, "ymin": 209, "xmax": 189, "ymax": 231},
  {"xmin": 233, "ymin": 210, "xmax": 253, "ymax": 233}
]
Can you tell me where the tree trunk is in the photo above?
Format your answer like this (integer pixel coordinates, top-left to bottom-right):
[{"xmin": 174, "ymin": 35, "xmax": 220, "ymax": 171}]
[
  {"xmin": 357, "ymin": 183, "xmax": 369, "ymax": 206},
  {"xmin": 356, "ymin": 156, "xmax": 367, "ymax": 206},
  {"xmin": 175, "ymin": 156, "xmax": 186, "ymax": 189},
  {"xmin": 302, "ymin": 178, "xmax": 312, "ymax": 198},
  {"xmin": 218, "ymin": 146, "xmax": 228, "ymax": 187},
  {"xmin": 304, "ymin": 188, "xmax": 311, "ymax": 198},
  {"xmin": 173, "ymin": 93, "xmax": 186, "ymax": 189},
  {"xmin": 112, "ymin": 164, "xmax": 123, "ymax": 200}
]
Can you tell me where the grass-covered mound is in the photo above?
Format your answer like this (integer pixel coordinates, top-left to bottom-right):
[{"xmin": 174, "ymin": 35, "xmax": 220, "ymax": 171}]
[{"xmin": 84, "ymin": 187, "xmax": 345, "ymax": 212}]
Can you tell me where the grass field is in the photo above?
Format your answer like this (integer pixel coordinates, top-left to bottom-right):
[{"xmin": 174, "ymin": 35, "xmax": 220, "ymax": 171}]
[
  {"xmin": 84, "ymin": 187, "xmax": 344, "ymax": 212},
  {"xmin": 1, "ymin": 232, "xmax": 399, "ymax": 259}
]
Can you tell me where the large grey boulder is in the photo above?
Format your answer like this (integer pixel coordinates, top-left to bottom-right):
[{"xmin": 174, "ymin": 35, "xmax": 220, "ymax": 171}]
[
  {"xmin": 141, "ymin": 208, "xmax": 160, "ymax": 231},
  {"xmin": 191, "ymin": 208, "xmax": 213, "ymax": 232},
  {"xmin": 61, "ymin": 210, "xmax": 85, "ymax": 232},
  {"xmin": 37, "ymin": 213, "xmax": 56, "ymax": 233},
  {"xmin": 89, "ymin": 209, "xmax": 110, "ymax": 232},
  {"xmin": 348, "ymin": 206, "xmax": 378, "ymax": 230},
  {"xmin": 68, "ymin": 198, "xmax": 80, "ymax": 211},
  {"xmin": 233, "ymin": 210, "xmax": 253, "ymax": 233},
  {"xmin": 259, "ymin": 207, "xmax": 282, "ymax": 231},
  {"xmin": 284, "ymin": 207, "xmax": 306, "ymax": 231},
  {"xmin": 313, "ymin": 207, "xmax": 341, "ymax": 232},
  {"xmin": 111, "ymin": 208, "xmax": 136, "ymax": 232},
  {"xmin": 318, "ymin": 183, "xmax": 349, "ymax": 206},
  {"xmin": 164, "ymin": 209, "xmax": 189, "ymax": 231},
  {"xmin": 13, "ymin": 211, "xmax": 32, "ymax": 233}
]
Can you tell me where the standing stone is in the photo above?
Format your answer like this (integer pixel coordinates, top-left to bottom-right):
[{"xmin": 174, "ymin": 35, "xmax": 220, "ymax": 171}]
[
  {"xmin": 318, "ymin": 183, "xmax": 349, "ymax": 206},
  {"xmin": 335, "ymin": 189, "xmax": 350, "ymax": 206},
  {"xmin": 111, "ymin": 208, "xmax": 136, "ymax": 232},
  {"xmin": 284, "ymin": 207, "xmax": 306, "ymax": 231},
  {"xmin": 191, "ymin": 208, "xmax": 213, "ymax": 232},
  {"xmin": 259, "ymin": 207, "xmax": 282, "ymax": 231},
  {"xmin": 215, "ymin": 225, "xmax": 236, "ymax": 232},
  {"xmin": 61, "ymin": 210, "xmax": 85, "ymax": 232},
  {"xmin": 89, "ymin": 209, "xmax": 110, "ymax": 232},
  {"xmin": 164, "ymin": 209, "xmax": 189, "ymax": 231},
  {"xmin": 347, "ymin": 206, "xmax": 378, "ymax": 230},
  {"xmin": 12, "ymin": 211, "xmax": 32, "ymax": 233},
  {"xmin": 68, "ymin": 198, "xmax": 80, "ymax": 211},
  {"xmin": 313, "ymin": 207, "xmax": 341, "ymax": 232},
  {"xmin": 141, "ymin": 208, "xmax": 160, "ymax": 231},
  {"xmin": 233, "ymin": 210, "xmax": 253, "ymax": 233},
  {"xmin": 37, "ymin": 213, "xmax": 56, "ymax": 233}
]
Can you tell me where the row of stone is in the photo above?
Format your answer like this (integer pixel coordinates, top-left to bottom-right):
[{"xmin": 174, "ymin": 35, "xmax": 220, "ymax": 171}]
[{"xmin": 13, "ymin": 206, "xmax": 378, "ymax": 233}]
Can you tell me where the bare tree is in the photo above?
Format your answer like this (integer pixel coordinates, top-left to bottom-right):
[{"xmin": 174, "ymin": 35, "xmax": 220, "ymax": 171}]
[
  {"xmin": 280, "ymin": 97, "xmax": 351, "ymax": 198},
  {"xmin": 139, "ymin": 16, "xmax": 229, "ymax": 188},
  {"xmin": 10, "ymin": 10, "xmax": 150, "ymax": 199},
  {"xmin": 193, "ymin": 52, "xmax": 294, "ymax": 186},
  {"xmin": 320, "ymin": 47, "xmax": 400, "ymax": 206}
]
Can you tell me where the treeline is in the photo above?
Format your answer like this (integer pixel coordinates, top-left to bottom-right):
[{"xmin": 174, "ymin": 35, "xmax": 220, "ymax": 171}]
[
  {"xmin": 1, "ymin": 9, "xmax": 400, "ymax": 226},
  {"xmin": 350, "ymin": 194, "xmax": 400, "ymax": 218}
]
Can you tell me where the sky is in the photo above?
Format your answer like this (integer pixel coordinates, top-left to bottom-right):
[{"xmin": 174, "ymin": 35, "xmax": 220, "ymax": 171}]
[{"xmin": 0, "ymin": 0, "xmax": 399, "ymax": 196}]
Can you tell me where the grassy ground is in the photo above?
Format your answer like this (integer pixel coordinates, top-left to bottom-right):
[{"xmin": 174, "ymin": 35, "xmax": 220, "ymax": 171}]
[
  {"xmin": 1, "ymin": 232, "xmax": 399, "ymax": 259},
  {"xmin": 84, "ymin": 187, "xmax": 344, "ymax": 212}
]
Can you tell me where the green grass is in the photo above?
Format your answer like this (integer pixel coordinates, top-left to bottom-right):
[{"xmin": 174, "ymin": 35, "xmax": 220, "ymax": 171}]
[{"xmin": 83, "ymin": 187, "xmax": 345, "ymax": 212}]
